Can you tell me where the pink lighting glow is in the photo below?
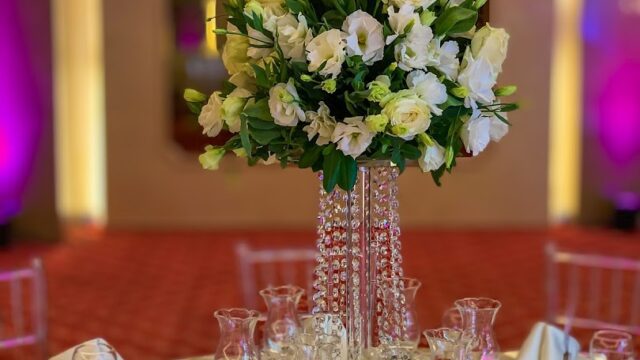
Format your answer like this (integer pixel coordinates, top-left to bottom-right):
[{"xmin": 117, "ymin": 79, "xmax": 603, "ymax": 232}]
[{"xmin": 0, "ymin": 1, "xmax": 43, "ymax": 222}]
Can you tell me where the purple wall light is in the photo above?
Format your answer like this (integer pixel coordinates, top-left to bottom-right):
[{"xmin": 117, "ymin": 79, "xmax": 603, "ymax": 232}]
[{"xmin": 0, "ymin": 1, "xmax": 43, "ymax": 223}]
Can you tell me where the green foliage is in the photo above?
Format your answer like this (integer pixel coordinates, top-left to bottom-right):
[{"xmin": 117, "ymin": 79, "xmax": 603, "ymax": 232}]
[{"xmin": 434, "ymin": 6, "xmax": 478, "ymax": 36}]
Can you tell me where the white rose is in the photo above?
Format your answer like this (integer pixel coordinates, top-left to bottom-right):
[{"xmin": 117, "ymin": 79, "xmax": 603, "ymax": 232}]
[
  {"xmin": 431, "ymin": 39, "xmax": 460, "ymax": 80},
  {"xmin": 394, "ymin": 24, "xmax": 435, "ymax": 71},
  {"xmin": 198, "ymin": 92, "xmax": 225, "ymax": 137},
  {"xmin": 418, "ymin": 141, "xmax": 446, "ymax": 172},
  {"xmin": 331, "ymin": 117, "xmax": 375, "ymax": 158},
  {"xmin": 381, "ymin": 90, "xmax": 432, "ymax": 140},
  {"xmin": 247, "ymin": 26, "xmax": 274, "ymax": 60},
  {"xmin": 390, "ymin": 0, "xmax": 436, "ymax": 10},
  {"xmin": 222, "ymin": 24, "xmax": 251, "ymax": 75},
  {"xmin": 307, "ymin": 29, "xmax": 347, "ymax": 78},
  {"xmin": 342, "ymin": 10, "xmax": 385, "ymax": 65},
  {"xmin": 460, "ymin": 110, "xmax": 491, "ymax": 156},
  {"xmin": 386, "ymin": 5, "xmax": 420, "ymax": 44},
  {"xmin": 406, "ymin": 71, "xmax": 447, "ymax": 116},
  {"xmin": 489, "ymin": 112, "xmax": 509, "ymax": 141},
  {"xmin": 277, "ymin": 14, "xmax": 313, "ymax": 62},
  {"xmin": 471, "ymin": 24, "xmax": 510, "ymax": 75},
  {"xmin": 304, "ymin": 102, "xmax": 337, "ymax": 145},
  {"xmin": 221, "ymin": 88, "xmax": 252, "ymax": 133},
  {"xmin": 268, "ymin": 79, "xmax": 305, "ymax": 126},
  {"xmin": 457, "ymin": 49, "xmax": 496, "ymax": 109}
]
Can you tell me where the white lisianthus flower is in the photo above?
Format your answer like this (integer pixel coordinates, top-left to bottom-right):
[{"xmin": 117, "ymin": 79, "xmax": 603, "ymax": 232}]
[
  {"xmin": 418, "ymin": 141, "xmax": 446, "ymax": 172},
  {"xmin": 259, "ymin": 154, "xmax": 279, "ymax": 165},
  {"xmin": 406, "ymin": 70, "xmax": 447, "ymax": 115},
  {"xmin": 381, "ymin": 90, "xmax": 432, "ymax": 140},
  {"xmin": 489, "ymin": 112, "xmax": 509, "ymax": 141},
  {"xmin": 304, "ymin": 102, "xmax": 337, "ymax": 145},
  {"xmin": 431, "ymin": 39, "xmax": 460, "ymax": 80},
  {"xmin": 394, "ymin": 24, "xmax": 435, "ymax": 71},
  {"xmin": 331, "ymin": 117, "xmax": 375, "ymax": 158},
  {"xmin": 307, "ymin": 29, "xmax": 347, "ymax": 78},
  {"xmin": 257, "ymin": 0, "xmax": 287, "ymax": 17},
  {"xmin": 342, "ymin": 10, "xmax": 385, "ymax": 65},
  {"xmin": 386, "ymin": 5, "xmax": 420, "ymax": 44},
  {"xmin": 460, "ymin": 110, "xmax": 491, "ymax": 156},
  {"xmin": 268, "ymin": 79, "xmax": 305, "ymax": 126},
  {"xmin": 198, "ymin": 91, "xmax": 225, "ymax": 137},
  {"xmin": 222, "ymin": 24, "xmax": 251, "ymax": 75},
  {"xmin": 276, "ymin": 14, "xmax": 313, "ymax": 61},
  {"xmin": 457, "ymin": 49, "xmax": 497, "ymax": 109},
  {"xmin": 390, "ymin": 0, "xmax": 437, "ymax": 10},
  {"xmin": 221, "ymin": 88, "xmax": 252, "ymax": 133},
  {"xmin": 199, "ymin": 146, "xmax": 226, "ymax": 170},
  {"xmin": 247, "ymin": 26, "xmax": 274, "ymax": 60},
  {"xmin": 471, "ymin": 24, "xmax": 510, "ymax": 75}
]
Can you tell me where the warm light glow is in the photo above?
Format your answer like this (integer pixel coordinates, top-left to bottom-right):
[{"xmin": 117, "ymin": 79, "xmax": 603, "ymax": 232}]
[
  {"xmin": 204, "ymin": 0, "xmax": 220, "ymax": 57},
  {"xmin": 52, "ymin": 0, "xmax": 106, "ymax": 225},
  {"xmin": 548, "ymin": 0, "xmax": 584, "ymax": 222}
]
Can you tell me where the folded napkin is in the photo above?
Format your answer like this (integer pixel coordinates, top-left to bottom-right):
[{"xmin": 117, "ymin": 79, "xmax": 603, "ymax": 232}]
[
  {"xmin": 517, "ymin": 322, "xmax": 580, "ymax": 360},
  {"xmin": 50, "ymin": 338, "xmax": 124, "ymax": 360}
]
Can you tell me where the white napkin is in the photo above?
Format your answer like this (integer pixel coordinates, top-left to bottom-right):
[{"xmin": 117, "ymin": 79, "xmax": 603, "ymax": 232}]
[
  {"xmin": 517, "ymin": 322, "xmax": 581, "ymax": 360},
  {"xmin": 49, "ymin": 338, "xmax": 124, "ymax": 360}
]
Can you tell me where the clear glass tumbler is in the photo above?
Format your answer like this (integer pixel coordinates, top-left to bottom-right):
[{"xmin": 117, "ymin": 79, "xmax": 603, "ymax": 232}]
[
  {"xmin": 424, "ymin": 328, "xmax": 466, "ymax": 360},
  {"xmin": 590, "ymin": 330, "xmax": 635, "ymax": 360},
  {"xmin": 72, "ymin": 341, "xmax": 117, "ymax": 360},
  {"xmin": 214, "ymin": 308, "xmax": 260, "ymax": 360},
  {"xmin": 260, "ymin": 285, "xmax": 304, "ymax": 354},
  {"xmin": 454, "ymin": 297, "xmax": 501, "ymax": 360}
]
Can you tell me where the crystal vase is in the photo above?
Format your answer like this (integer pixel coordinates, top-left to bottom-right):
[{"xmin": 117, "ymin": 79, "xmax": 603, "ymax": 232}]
[
  {"xmin": 312, "ymin": 162, "xmax": 405, "ymax": 359},
  {"xmin": 455, "ymin": 297, "xmax": 501, "ymax": 360},
  {"xmin": 214, "ymin": 308, "xmax": 260, "ymax": 360}
]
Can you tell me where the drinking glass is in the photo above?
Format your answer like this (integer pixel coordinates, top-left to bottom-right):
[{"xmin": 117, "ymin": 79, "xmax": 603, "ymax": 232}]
[
  {"xmin": 72, "ymin": 341, "xmax": 117, "ymax": 360},
  {"xmin": 590, "ymin": 330, "xmax": 635, "ymax": 360},
  {"xmin": 214, "ymin": 308, "xmax": 260, "ymax": 360},
  {"xmin": 260, "ymin": 285, "xmax": 304, "ymax": 354},
  {"xmin": 424, "ymin": 328, "xmax": 465, "ymax": 360},
  {"xmin": 454, "ymin": 297, "xmax": 501, "ymax": 360}
]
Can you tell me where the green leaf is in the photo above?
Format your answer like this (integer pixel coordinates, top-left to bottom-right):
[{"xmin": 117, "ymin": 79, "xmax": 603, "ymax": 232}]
[
  {"xmin": 434, "ymin": 7, "xmax": 478, "ymax": 36},
  {"xmin": 299, "ymin": 145, "xmax": 324, "ymax": 169},
  {"xmin": 337, "ymin": 155, "xmax": 358, "ymax": 191},
  {"xmin": 243, "ymin": 98, "xmax": 274, "ymax": 122},
  {"xmin": 286, "ymin": 0, "xmax": 305, "ymax": 13},
  {"xmin": 186, "ymin": 102, "xmax": 203, "ymax": 115},
  {"xmin": 401, "ymin": 143, "xmax": 422, "ymax": 160},
  {"xmin": 240, "ymin": 117, "xmax": 252, "ymax": 158},
  {"xmin": 322, "ymin": 145, "xmax": 341, "ymax": 193},
  {"xmin": 250, "ymin": 128, "xmax": 281, "ymax": 145},
  {"xmin": 391, "ymin": 149, "xmax": 406, "ymax": 172},
  {"xmin": 251, "ymin": 64, "xmax": 271, "ymax": 89}
]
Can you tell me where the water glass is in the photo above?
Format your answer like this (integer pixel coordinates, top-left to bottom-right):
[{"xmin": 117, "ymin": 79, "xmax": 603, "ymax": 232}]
[
  {"xmin": 72, "ymin": 341, "xmax": 117, "ymax": 360},
  {"xmin": 424, "ymin": 328, "xmax": 465, "ymax": 360},
  {"xmin": 590, "ymin": 330, "xmax": 635, "ymax": 360}
]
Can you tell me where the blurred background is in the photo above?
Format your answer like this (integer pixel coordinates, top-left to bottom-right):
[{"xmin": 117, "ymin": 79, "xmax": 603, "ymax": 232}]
[{"xmin": 0, "ymin": 0, "xmax": 639, "ymax": 358}]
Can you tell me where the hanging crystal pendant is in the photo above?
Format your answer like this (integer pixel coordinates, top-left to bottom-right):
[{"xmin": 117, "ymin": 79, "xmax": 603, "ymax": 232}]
[{"xmin": 312, "ymin": 162, "xmax": 405, "ymax": 358}]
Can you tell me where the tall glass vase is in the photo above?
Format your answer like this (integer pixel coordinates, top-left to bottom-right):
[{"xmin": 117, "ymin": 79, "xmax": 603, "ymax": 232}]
[{"xmin": 312, "ymin": 162, "xmax": 405, "ymax": 359}]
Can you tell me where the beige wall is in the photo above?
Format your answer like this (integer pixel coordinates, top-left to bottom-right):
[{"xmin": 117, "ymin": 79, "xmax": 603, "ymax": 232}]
[{"xmin": 104, "ymin": 0, "xmax": 553, "ymax": 230}]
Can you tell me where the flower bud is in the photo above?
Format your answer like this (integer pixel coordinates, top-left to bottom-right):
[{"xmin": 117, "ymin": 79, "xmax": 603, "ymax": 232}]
[
  {"xmin": 183, "ymin": 88, "xmax": 207, "ymax": 103},
  {"xmin": 300, "ymin": 74, "xmax": 314, "ymax": 82},
  {"xmin": 420, "ymin": 10, "xmax": 437, "ymax": 26},
  {"xmin": 243, "ymin": 0, "xmax": 264, "ymax": 17},
  {"xmin": 199, "ymin": 146, "xmax": 226, "ymax": 170},
  {"xmin": 494, "ymin": 85, "xmax": 517, "ymax": 97},
  {"xmin": 367, "ymin": 75, "xmax": 391, "ymax": 103},
  {"xmin": 365, "ymin": 114, "xmax": 389, "ymax": 133},
  {"xmin": 321, "ymin": 79, "xmax": 337, "ymax": 94},
  {"xmin": 451, "ymin": 86, "xmax": 469, "ymax": 98},
  {"xmin": 232, "ymin": 148, "xmax": 247, "ymax": 158}
]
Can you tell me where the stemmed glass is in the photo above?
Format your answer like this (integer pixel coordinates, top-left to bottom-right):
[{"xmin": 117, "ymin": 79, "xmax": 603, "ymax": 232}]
[
  {"xmin": 590, "ymin": 330, "xmax": 635, "ymax": 360},
  {"xmin": 72, "ymin": 341, "xmax": 117, "ymax": 360}
]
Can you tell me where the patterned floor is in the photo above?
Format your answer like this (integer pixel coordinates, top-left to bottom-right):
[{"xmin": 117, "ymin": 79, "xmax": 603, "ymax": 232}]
[{"xmin": 0, "ymin": 227, "xmax": 638, "ymax": 359}]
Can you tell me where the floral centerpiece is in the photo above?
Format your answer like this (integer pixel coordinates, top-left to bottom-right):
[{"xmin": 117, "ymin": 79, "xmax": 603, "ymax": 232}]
[{"xmin": 184, "ymin": 0, "xmax": 517, "ymax": 192}]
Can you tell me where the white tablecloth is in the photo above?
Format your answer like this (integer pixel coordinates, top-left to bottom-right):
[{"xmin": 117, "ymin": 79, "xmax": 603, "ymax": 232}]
[{"xmin": 178, "ymin": 350, "xmax": 533, "ymax": 360}]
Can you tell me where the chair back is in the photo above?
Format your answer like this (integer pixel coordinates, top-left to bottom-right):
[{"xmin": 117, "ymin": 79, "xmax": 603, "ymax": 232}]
[
  {"xmin": 235, "ymin": 242, "xmax": 317, "ymax": 310},
  {"xmin": 0, "ymin": 258, "xmax": 47, "ymax": 358},
  {"xmin": 546, "ymin": 242, "xmax": 640, "ymax": 335}
]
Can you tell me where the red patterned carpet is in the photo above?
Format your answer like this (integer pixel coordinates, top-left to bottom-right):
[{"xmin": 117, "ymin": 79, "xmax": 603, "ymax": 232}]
[{"xmin": 0, "ymin": 227, "xmax": 638, "ymax": 359}]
